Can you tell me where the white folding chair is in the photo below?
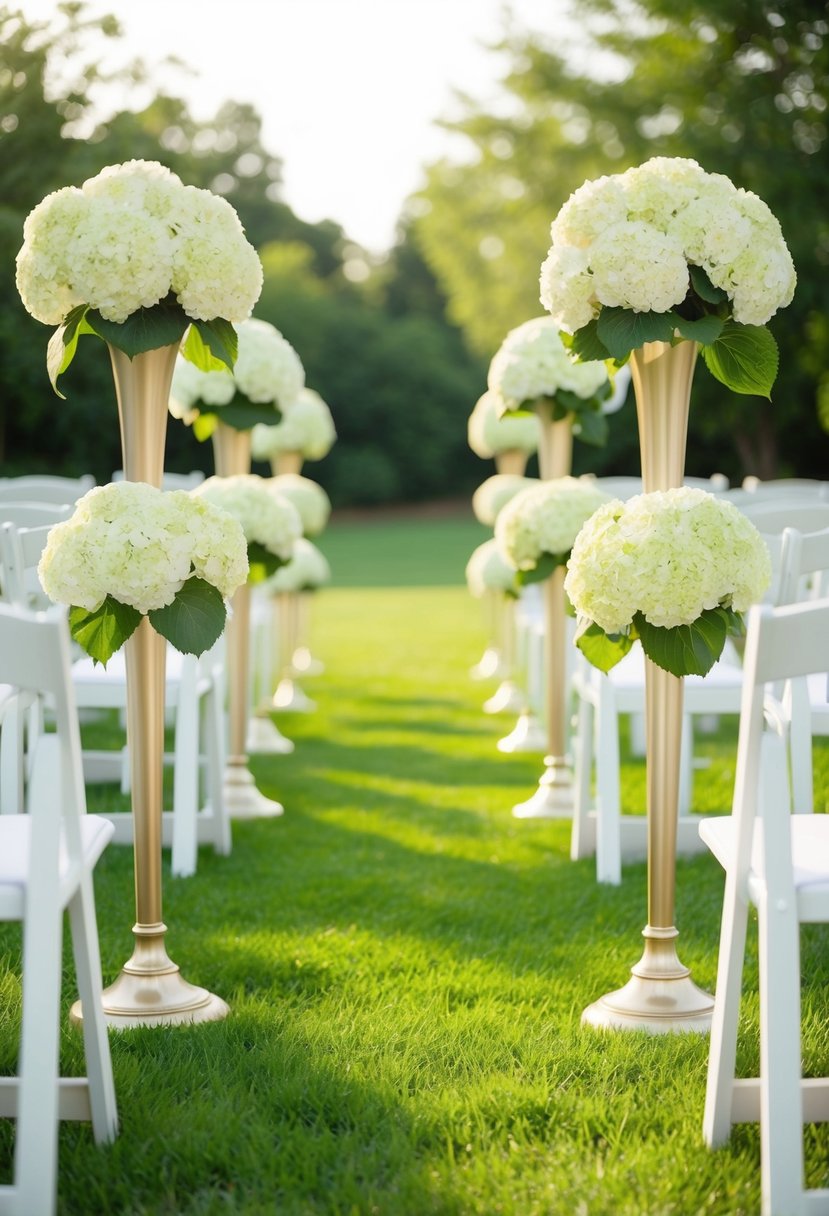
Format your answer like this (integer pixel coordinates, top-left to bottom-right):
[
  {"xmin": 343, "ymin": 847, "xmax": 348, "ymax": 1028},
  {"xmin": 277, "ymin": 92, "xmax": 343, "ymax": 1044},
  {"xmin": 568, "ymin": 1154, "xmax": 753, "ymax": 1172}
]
[
  {"xmin": 0, "ymin": 474, "xmax": 94, "ymax": 505},
  {"xmin": 570, "ymin": 498, "xmax": 829, "ymax": 885},
  {"xmin": 700, "ymin": 597, "xmax": 829, "ymax": 1216},
  {"xmin": 0, "ymin": 601, "xmax": 117, "ymax": 1216},
  {"xmin": 112, "ymin": 469, "xmax": 205, "ymax": 490},
  {"xmin": 0, "ymin": 520, "xmax": 230, "ymax": 879}
]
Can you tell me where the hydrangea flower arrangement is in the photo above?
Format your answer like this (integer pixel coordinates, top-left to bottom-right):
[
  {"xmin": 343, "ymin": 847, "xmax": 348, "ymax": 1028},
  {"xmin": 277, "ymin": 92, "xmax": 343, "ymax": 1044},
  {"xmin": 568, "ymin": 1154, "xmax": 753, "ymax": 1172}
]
[
  {"xmin": 265, "ymin": 538, "xmax": 331, "ymax": 594},
  {"xmin": 251, "ymin": 388, "xmax": 337, "ymax": 463},
  {"xmin": 472, "ymin": 474, "xmax": 537, "ymax": 527},
  {"xmin": 487, "ymin": 316, "xmax": 612, "ymax": 446},
  {"xmin": 192, "ymin": 474, "xmax": 302, "ymax": 581},
  {"xmin": 15, "ymin": 160, "xmax": 263, "ymax": 395},
  {"xmin": 169, "ymin": 317, "xmax": 304, "ymax": 439},
  {"xmin": 495, "ymin": 477, "xmax": 610, "ymax": 586},
  {"xmin": 539, "ymin": 156, "xmax": 796, "ymax": 397},
  {"xmin": 269, "ymin": 473, "xmax": 331, "ymax": 538},
  {"xmin": 465, "ymin": 538, "xmax": 519, "ymax": 600},
  {"xmin": 38, "ymin": 481, "xmax": 249, "ymax": 664},
  {"xmin": 467, "ymin": 390, "xmax": 540, "ymax": 459},
  {"xmin": 565, "ymin": 486, "xmax": 772, "ymax": 676}
]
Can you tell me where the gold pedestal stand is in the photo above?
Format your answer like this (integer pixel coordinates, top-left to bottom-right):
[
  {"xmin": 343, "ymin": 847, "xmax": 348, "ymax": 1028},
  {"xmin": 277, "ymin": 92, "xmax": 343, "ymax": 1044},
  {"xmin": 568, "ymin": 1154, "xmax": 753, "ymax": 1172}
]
[{"xmin": 582, "ymin": 340, "xmax": 714, "ymax": 1033}]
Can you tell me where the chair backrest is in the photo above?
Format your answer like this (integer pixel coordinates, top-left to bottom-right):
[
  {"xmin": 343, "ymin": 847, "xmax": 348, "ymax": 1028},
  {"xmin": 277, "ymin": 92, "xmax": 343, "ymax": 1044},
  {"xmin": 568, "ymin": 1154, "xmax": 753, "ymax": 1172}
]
[
  {"xmin": 741, "ymin": 476, "xmax": 829, "ymax": 500},
  {"xmin": 112, "ymin": 469, "xmax": 205, "ymax": 490},
  {"xmin": 0, "ymin": 501, "xmax": 73, "ymax": 528},
  {"xmin": 0, "ymin": 474, "xmax": 94, "ymax": 504},
  {"xmin": 0, "ymin": 522, "xmax": 55, "ymax": 609}
]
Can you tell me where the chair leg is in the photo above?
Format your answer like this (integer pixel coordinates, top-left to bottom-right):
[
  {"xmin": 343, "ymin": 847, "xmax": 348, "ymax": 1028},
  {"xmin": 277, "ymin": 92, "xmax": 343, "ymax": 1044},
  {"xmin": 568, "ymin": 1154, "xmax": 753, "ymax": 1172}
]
[
  {"xmin": 205, "ymin": 665, "xmax": 231, "ymax": 857},
  {"xmin": 68, "ymin": 876, "xmax": 118, "ymax": 1144},
  {"xmin": 171, "ymin": 661, "xmax": 199, "ymax": 879},
  {"xmin": 595, "ymin": 691, "xmax": 622, "ymax": 885},
  {"xmin": 570, "ymin": 694, "xmax": 594, "ymax": 861},
  {"xmin": 15, "ymin": 904, "xmax": 63, "ymax": 1216},
  {"xmin": 758, "ymin": 900, "xmax": 806, "ymax": 1216},
  {"xmin": 703, "ymin": 872, "xmax": 750, "ymax": 1147}
]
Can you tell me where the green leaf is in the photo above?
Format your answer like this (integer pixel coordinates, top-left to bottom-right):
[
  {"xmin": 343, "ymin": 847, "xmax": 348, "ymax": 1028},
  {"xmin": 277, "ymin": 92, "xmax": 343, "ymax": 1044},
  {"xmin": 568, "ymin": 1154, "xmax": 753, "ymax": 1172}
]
[
  {"xmin": 184, "ymin": 318, "xmax": 238, "ymax": 372},
  {"xmin": 213, "ymin": 398, "xmax": 282, "ymax": 431},
  {"xmin": 689, "ymin": 264, "xmax": 727, "ymax": 304},
  {"xmin": 634, "ymin": 606, "xmax": 729, "ymax": 677},
  {"xmin": 565, "ymin": 320, "xmax": 612, "ymax": 363},
  {"xmin": 574, "ymin": 619, "xmax": 634, "ymax": 673},
  {"xmin": 596, "ymin": 307, "xmax": 676, "ymax": 359},
  {"xmin": 46, "ymin": 305, "xmax": 96, "ymax": 398},
  {"xmin": 701, "ymin": 321, "xmax": 779, "ymax": 398},
  {"xmin": 85, "ymin": 296, "xmax": 190, "ymax": 358},
  {"xmin": 515, "ymin": 551, "xmax": 566, "ymax": 587},
  {"xmin": 673, "ymin": 312, "xmax": 724, "ymax": 346},
  {"xmin": 148, "ymin": 576, "xmax": 227, "ymax": 656},
  {"xmin": 192, "ymin": 412, "xmax": 219, "ymax": 442},
  {"xmin": 571, "ymin": 405, "xmax": 608, "ymax": 447},
  {"xmin": 247, "ymin": 541, "xmax": 287, "ymax": 583},
  {"xmin": 69, "ymin": 597, "xmax": 141, "ymax": 666}
]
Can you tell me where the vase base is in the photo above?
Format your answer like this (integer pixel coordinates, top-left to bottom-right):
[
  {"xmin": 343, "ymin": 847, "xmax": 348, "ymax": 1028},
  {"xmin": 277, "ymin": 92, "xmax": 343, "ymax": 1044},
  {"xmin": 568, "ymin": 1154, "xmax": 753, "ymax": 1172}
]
[
  {"xmin": 497, "ymin": 711, "xmax": 546, "ymax": 754},
  {"xmin": 512, "ymin": 759, "xmax": 574, "ymax": 818},
  {"xmin": 582, "ymin": 929, "xmax": 714, "ymax": 1033},
  {"xmin": 72, "ymin": 937, "xmax": 230, "ymax": 1029},
  {"xmin": 470, "ymin": 647, "xmax": 505, "ymax": 682},
  {"xmin": 223, "ymin": 762, "xmax": 284, "ymax": 819},
  {"xmin": 483, "ymin": 679, "xmax": 523, "ymax": 715},
  {"xmin": 272, "ymin": 679, "xmax": 316, "ymax": 713},
  {"xmin": 246, "ymin": 715, "xmax": 295, "ymax": 754},
  {"xmin": 288, "ymin": 647, "xmax": 324, "ymax": 677}
]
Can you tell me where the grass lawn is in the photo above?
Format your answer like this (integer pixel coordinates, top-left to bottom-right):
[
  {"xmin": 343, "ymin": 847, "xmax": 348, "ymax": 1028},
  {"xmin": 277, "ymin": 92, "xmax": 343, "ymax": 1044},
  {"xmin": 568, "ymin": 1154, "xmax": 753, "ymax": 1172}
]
[{"xmin": 1, "ymin": 507, "xmax": 827, "ymax": 1214}]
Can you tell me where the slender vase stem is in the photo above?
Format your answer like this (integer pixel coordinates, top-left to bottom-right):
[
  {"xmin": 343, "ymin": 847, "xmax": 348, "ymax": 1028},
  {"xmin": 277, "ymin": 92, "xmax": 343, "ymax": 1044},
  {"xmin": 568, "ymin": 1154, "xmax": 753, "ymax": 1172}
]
[
  {"xmin": 271, "ymin": 451, "xmax": 304, "ymax": 476},
  {"xmin": 494, "ymin": 449, "xmax": 528, "ymax": 477}
]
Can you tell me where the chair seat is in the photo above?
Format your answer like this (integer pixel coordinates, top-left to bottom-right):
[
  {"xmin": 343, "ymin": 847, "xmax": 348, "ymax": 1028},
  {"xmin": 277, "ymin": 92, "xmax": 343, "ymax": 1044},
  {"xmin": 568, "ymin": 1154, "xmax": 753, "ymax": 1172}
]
[
  {"xmin": 0, "ymin": 815, "xmax": 115, "ymax": 916},
  {"xmin": 700, "ymin": 814, "xmax": 829, "ymax": 892}
]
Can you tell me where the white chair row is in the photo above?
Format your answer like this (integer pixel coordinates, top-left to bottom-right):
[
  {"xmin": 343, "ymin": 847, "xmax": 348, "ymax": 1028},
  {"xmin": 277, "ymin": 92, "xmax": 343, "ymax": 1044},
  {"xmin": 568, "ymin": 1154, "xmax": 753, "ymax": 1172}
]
[{"xmin": 0, "ymin": 601, "xmax": 117, "ymax": 1216}]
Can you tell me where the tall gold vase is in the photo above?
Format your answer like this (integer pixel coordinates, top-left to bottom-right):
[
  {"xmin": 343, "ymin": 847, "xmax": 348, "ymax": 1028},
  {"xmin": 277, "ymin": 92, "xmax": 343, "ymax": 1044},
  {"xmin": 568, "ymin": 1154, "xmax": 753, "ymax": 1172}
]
[
  {"xmin": 494, "ymin": 449, "xmax": 529, "ymax": 477},
  {"xmin": 74, "ymin": 343, "xmax": 229, "ymax": 1028},
  {"xmin": 513, "ymin": 403, "xmax": 576, "ymax": 818},
  {"xmin": 582, "ymin": 339, "xmax": 714, "ymax": 1032},
  {"xmin": 213, "ymin": 423, "xmax": 284, "ymax": 816}
]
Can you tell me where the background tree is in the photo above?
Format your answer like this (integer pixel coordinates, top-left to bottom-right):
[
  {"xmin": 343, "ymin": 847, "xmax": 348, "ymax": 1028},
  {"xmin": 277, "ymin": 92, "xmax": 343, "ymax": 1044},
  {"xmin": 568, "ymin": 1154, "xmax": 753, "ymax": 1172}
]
[{"xmin": 413, "ymin": 0, "xmax": 829, "ymax": 482}]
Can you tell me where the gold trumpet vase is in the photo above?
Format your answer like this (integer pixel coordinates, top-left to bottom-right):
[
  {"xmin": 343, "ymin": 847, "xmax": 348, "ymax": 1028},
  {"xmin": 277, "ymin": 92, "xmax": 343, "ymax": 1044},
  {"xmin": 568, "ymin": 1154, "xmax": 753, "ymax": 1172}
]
[
  {"xmin": 494, "ymin": 449, "xmax": 529, "ymax": 477},
  {"xmin": 213, "ymin": 423, "xmax": 284, "ymax": 818},
  {"xmin": 73, "ymin": 343, "xmax": 229, "ymax": 1028},
  {"xmin": 513, "ymin": 403, "xmax": 575, "ymax": 818},
  {"xmin": 582, "ymin": 339, "xmax": 714, "ymax": 1032}
]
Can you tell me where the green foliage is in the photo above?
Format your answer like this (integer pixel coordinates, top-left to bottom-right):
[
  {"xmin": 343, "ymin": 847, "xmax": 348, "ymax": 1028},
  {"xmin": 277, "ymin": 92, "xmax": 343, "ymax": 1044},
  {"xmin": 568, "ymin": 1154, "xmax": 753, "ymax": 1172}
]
[
  {"xmin": 69, "ymin": 596, "xmax": 141, "ymax": 665},
  {"xmin": 414, "ymin": 0, "xmax": 829, "ymax": 481},
  {"xmin": 148, "ymin": 577, "xmax": 228, "ymax": 656}
]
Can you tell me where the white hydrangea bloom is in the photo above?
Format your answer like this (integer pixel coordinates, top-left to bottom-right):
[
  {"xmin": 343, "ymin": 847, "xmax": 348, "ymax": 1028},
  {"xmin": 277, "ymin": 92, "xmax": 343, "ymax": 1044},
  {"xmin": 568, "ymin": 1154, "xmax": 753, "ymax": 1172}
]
[
  {"xmin": 467, "ymin": 391, "xmax": 540, "ymax": 458},
  {"xmin": 465, "ymin": 538, "xmax": 518, "ymax": 598},
  {"xmin": 250, "ymin": 388, "xmax": 337, "ymax": 461},
  {"xmin": 540, "ymin": 156, "xmax": 796, "ymax": 332},
  {"xmin": 38, "ymin": 481, "xmax": 248, "ymax": 614},
  {"xmin": 193, "ymin": 474, "xmax": 302, "ymax": 561},
  {"xmin": 265, "ymin": 537, "xmax": 331, "ymax": 592},
  {"xmin": 471, "ymin": 474, "xmax": 537, "ymax": 526},
  {"xmin": 16, "ymin": 160, "xmax": 263, "ymax": 326},
  {"xmin": 268, "ymin": 473, "xmax": 331, "ymax": 537},
  {"xmin": 233, "ymin": 318, "xmax": 304, "ymax": 407},
  {"xmin": 564, "ymin": 486, "xmax": 772, "ymax": 633},
  {"xmin": 169, "ymin": 356, "xmax": 235, "ymax": 423},
  {"xmin": 495, "ymin": 477, "xmax": 610, "ymax": 571},
  {"xmin": 487, "ymin": 316, "xmax": 608, "ymax": 409}
]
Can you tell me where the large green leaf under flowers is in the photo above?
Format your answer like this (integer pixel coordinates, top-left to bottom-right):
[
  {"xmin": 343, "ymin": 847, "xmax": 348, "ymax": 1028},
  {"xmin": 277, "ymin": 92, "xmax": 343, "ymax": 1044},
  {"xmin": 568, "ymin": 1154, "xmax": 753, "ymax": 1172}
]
[
  {"xmin": 69, "ymin": 597, "xmax": 141, "ymax": 666},
  {"xmin": 516, "ymin": 551, "xmax": 567, "ymax": 588},
  {"xmin": 148, "ymin": 577, "xmax": 227, "ymax": 655},
  {"xmin": 248, "ymin": 542, "xmax": 289, "ymax": 584},
  {"xmin": 574, "ymin": 619, "xmax": 635, "ymax": 673},
  {"xmin": 575, "ymin": 605, "xmax": 744, "ymax": 677},
  {"xmin": 182, "ymin": 318, "xmax": 238, "ymax": 372},
  {"xmin": 702, "ymin": 321, "xmax": 779, "ymax": 399}
]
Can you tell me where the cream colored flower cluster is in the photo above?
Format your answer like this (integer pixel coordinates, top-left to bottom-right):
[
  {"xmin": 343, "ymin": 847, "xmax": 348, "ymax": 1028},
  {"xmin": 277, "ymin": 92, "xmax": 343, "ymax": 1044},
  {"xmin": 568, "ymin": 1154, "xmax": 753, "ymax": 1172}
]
[
  {"xmin": 495, "ymin": 477, "xmax": 610, "ymax": 572},
  {"xmin": 471, "ymin": 474, "xmax": 536, "ymax": 527},
  {"xmin": 169, "ymin": 358, "xmax": 235, "ymax": 424},
  {"xmin": 265, "ymin": 538, "xmax": 331, "ymax": 593},
  {"xmin": 487, "ymin": 316, "xmax": 608, "ymax": 411},
  {"xmin": 465, "ymin": 538, "xmax": 518, "ymax": 599},
  {"xmin": 38, "ymin": 481, "xmax": 248, "ymax": 614},
  {"xmin": 16, "ymin": 160, "xmax": 263, "ymax": 326},
  {"xmin": 233, "ymin": 318, "xmax": 304, "ymax": 406},
  {"xmin": 540, "ymin": 156, "xmax": 796, "ymax": 331},
  {"xmin": 250, "ymin": 388, "xmax": 337, "ymax": 461},
  {"xmin": 269, "ymin": 473, "xmax": 331, "ymax": 537},
  {"xmin": 467, "ymin": 390, "xmax": 540, "ymax": 458},
  {"xmin": 193, "ymin": 474, "xmax": 302, "ymax": 561},
  {"xmin": 565, "ymin": 486, "xmax": 772, "ymax": 633}
]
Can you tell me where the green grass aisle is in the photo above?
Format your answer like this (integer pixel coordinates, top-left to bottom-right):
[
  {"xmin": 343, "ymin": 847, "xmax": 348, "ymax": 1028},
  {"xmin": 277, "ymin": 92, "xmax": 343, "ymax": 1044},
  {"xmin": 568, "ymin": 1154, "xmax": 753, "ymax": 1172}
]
[{"xmin": 1, "ymin": 513, "xmax": 827, "ymax": 1214}]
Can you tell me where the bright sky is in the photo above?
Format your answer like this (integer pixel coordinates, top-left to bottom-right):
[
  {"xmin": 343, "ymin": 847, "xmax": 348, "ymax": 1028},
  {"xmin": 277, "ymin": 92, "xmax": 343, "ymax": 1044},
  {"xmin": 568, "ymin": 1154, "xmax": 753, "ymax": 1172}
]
[{"xmin": 16, "ymin": 0, "xmax": 574, "ymax": 253}]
